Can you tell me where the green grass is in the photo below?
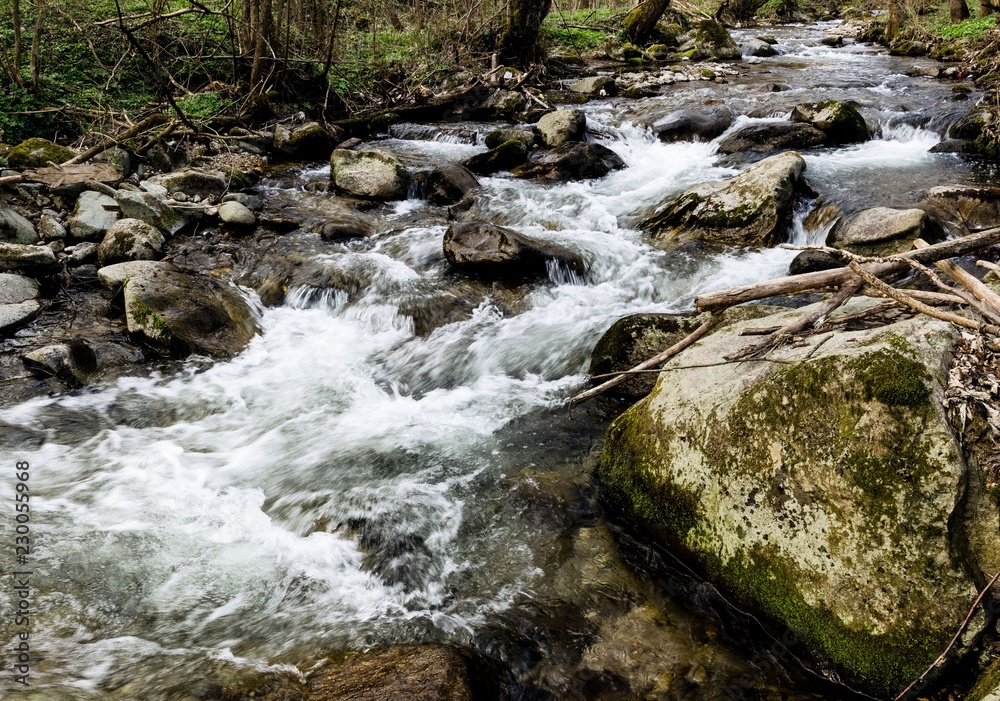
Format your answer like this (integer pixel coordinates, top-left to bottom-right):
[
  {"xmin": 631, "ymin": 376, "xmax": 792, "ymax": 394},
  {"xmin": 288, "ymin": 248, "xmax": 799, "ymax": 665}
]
[
  {"xmin": 911, "ymin": 1, "xmax": 998, "ymax": 39},
  {"xmin": 541, "ymin": 8, "xmax": 620, "ymax": 53}
]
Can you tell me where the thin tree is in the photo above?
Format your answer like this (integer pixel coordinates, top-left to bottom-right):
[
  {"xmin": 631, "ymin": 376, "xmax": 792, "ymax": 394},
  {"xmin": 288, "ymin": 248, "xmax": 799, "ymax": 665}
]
[
  {"xmin": 887, "ymin": 0, "xmax": 906, "ymax": 40},
  {"xmin": 12, "ymin": 0, "xmax": 24, "ymax": 87},
  {"xmin": 29, "ymin": 0, "xmax": 44, "ymax": 94}
]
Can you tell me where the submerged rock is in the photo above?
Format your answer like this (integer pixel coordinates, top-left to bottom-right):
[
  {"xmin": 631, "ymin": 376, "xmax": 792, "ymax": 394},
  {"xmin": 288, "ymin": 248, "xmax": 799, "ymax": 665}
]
[
  {"xmin": 330, "ymin": 149, "xmax": 410, "ymax": 200},
  {"xmin": 424, "ymin": 163, "xmax": 479, "ymax": 205},
  {"xmin": 828, "ymin": 206, "xmax": 942, "ymax": 256},
  {"xmin": 650, "ymin": 106, "xmax": 734, "ymax": 143},
  {"xmin": 791, "ymin": 100, "xmax": 869, "ymax": 144},
  {"xmin": 717, "ymin": 122, "xmax": 826, "ymax": 155},
  {"xmin": 443, "ymin": 221, "xmax": 584, "ymax": 279},
  {"xmin": 535, "ymin": 109, "xmax": 587, "ymax": 148},
  {"xmin": 599, "ymin": 302, "xmax": 999, "ymax": 695},
  {"xmin": 6, "ymin": 138, "xmax": 75, "ymax": 168},
  {"xmin": 512, "ymin": 142, "xmax": 625, "ymax": 181},
  {"xmin": 644, "ymin": 151, "xmax": 807, "ymax": 247}
]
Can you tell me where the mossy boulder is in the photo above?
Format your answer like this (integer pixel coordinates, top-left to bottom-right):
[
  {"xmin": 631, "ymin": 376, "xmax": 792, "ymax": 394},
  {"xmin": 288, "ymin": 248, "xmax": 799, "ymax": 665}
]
[
  {"xmin": 968, "ymin": 659, "xmax": 1000, "ymax": 701},
  {"xmin": 98, "ymin": 218, "xmax": 165, "ymax": 266},
  {"xmin": 693, "ymin": 19, "xmax": 742, "ymax": 61},
  {"xmin": 535, "ymin": 109, "xmax": 587, "ymax": 148},
  {"xmin": 599, "ymin": 302, "xmax": 1000, "ymax": 695},
  {"xmin": 330, "ymin": 148, "xmax": 410, "ymax": 200},
  {"xmin": 828, "ymin": 207, "xmax": 942, "ymax": 256},
  {"xmin": 791, "ymin": 100, "xmax": 869, "ymax": 145},
  {"xmin": 6, "ymin": 138, "xmax": 75, "ymax": 169},
  {"xmin": 484, "ymin": 128, "xmax": 536, "ymax": 150},
  {"xmin": 273, "ymin": 121, "xmax": 339, "ymax": 161},
  {"xmin": 643, "ymin": 151, "xmax": 807, "ymax": 247},
  {"xmin": 717, "ymin": 122, "xmax": 826, "ymax": 156}
]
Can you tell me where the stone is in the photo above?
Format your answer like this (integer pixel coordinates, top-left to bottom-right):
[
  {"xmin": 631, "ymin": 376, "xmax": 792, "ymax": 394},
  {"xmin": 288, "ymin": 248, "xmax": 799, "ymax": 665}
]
[
  {"xmin": 68, "ymin": 191, "xmax": 119, "ymax": 241},
  {"xmin": 644, "ymin": 151, "xmax": 807, "ymax": 247},
  {"xmin": 145, "ymin": 169, "xmax": 229, "ymax": 198},
  {"xmin": 97, "ymin": 260, "xmax": 178, "ymax": 290},
  {"xmin": 0, "ymin": 273, "xmax": 39, "ymax": 304},
  {"xmin": 388, "ymin": 123, "xmax": 443, "ymax": 141},
  {"xmin": 949, "ymin": 106, "xmax": 994, "ymax": 141},
  {"xmin": 217, "ymin": 201, "xmax": 257, "ymax": 228},
  {"xmin": 123, "ymin": 269, "xmax": 259, "ymax": 357},
  {"xmin": 443, "ymin": 221, "xmax": 585, "ymax": 279},
  {"xmin": 98, "ymin": 218, "xmax": 165, "ymax": 266},
  {"xmin": 512, "ymin": 142, "xmax": 626, "ymax": 182},
  {"xmin": 484, "ymin": 128, "xmax": 536, "ymax": 149},
  {"xmin": 330, "ymin": 149, "xmax": 410, "ymax": 200},
  {"xmin": 477, "ymin": 89, "xmax": 527, "ymax": 119},
  {"xmin": 921, "ymin": 185, "xmax": 1000, "ymax": 235},
  {"xmin": 693, "ymin": 19, "xmax": 742, "ymax": 61},
  {"xmin": 535, "ymin": 109, "xmax": 587, "ymax": 148},
  {"xmin": 742, "ymin": 38, "xmax": 777, "ymax": 57},
  {"xmin": 791, "ymin": 100, "xmax": 870, "ymax": 145},
  {"xmin": 115, "ymin": 190, "xmax": 185, "ymax": 235},
  {"xmin": 889, "ymin": 39, "xmax": 929, "ymax": 56},
  {"xmin": 599, "ymin": 302, "xmax": 998, "ymax": 695},
  {"xmin": 968, "ymin": 660, "xmax": 1000, "ymax": 701},
  {"xmin": 651, "ymin": 106, "xmax": 734, "ymax": 143},
  {"xmin": 308, "ymin": 645, "xmax": 475, "ymax": 700},
  {"xmin": 222, "ymin": 193, "xmax": 264, "ymax": 211},
  {"xmin": 6, "ymin": 138, "xmax": 76, "ymax": 168},
  {"xmin": 67, "ymin": 242, "xmax": 99, "ymax": 267},
  {"xmin": 717, "ymin": 122, "xmax": 827, "ymax": 155},
  {"xmin": 0, "ymin": 299, "xmax": 39, "ymax": 335},
  {"xmin": 423, "ymin": 164, "xmax": 479, "ymax": 206},
  {"xmin": 21, "ymin": 342, "xmax": 97, "ymax": 384},
  {"xmin": 821, "ymin": 35, "xmax": 844, "ymax": 46},
  {"xmin": 463, "ymin": 140, "xmax": 529, "ymax": 176},
  {"xmin": 0, "ymin": 202, "xmax": 38, "ymax": 244},
  {"xmin": 789, "ymin": 248, "xmax": 841, "ymax": 275},
  {"xmin": 273, "ymin": 121, "xmax": 339, "ymax": 161},
  {"xmin": 317, "ymin": 213, "xmax": 378, "ymax": 240},
  {"xmin": 569, "ymin": 75, "xmax": 618, "ymax": 96},
  {"xmin": 0, "ymin": 243, "xmax": 59, "ymax": 276},
  {"xmin": 828, "ymin": 207, "xmax": 942, "ymax": 256},
  {"xmin": 37, "ymin": 215, "xmax": 66, "ymax": 241}
]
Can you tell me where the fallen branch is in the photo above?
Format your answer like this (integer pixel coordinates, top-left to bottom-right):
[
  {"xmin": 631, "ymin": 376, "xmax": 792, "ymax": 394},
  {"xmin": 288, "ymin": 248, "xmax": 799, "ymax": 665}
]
[
  {"xmin": 913, "ymin": 238, "xmax": 1000, "ymax": 319},
  {"xmin": 63, "ymin": 113, "xmax": 169, "ymax": 165},
  {"xmin": 0, "ymin": 174, "xmax": 26, "ymax": 187}
]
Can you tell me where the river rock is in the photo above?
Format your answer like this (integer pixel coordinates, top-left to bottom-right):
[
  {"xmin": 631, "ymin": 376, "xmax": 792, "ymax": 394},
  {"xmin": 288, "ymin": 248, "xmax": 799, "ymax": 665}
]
[
  {"xmin": 6, "ymin": 138, "xmax": 75, "ymax": 168},
  {"xmin": 330, "ymin": 149, "xmax": 410, "ymax": 200},
  {"xmin": 821, "ymin": 35, "xmax": 844, "ymax": 46},
  {"xmin": 949, "ymin": 106, "xmax": 994, "ymax": 141},
  {"xmin": 463, "ymin": 140, "xmax": 529, "ymax": 175},
  {"xmin": 828, "ymin": 207, "xmax": 942, "ymax": 256},
  {"xmin": 0, "ymin": 243, "xmax": 59, "ymax": 276},
  {"xmin": 443, "ymin": 221, "xmax": 584, "ymax": 279},
  {"xmin": 317, "ymin": 212, "xmax": 378, "ymax": 240},
  {"xmin": 424, "ymin": 164, "xmax": 479, "ymax": 205},
  {"xmin": 692, "ymin": 19, "xmax": 742, "ymax": 61},
  {"xmin": 717, "ymin": 122, "xmax": 826, "ymax": 155},
  {"xmin": 145, "ymin": 169, "xmax": 229, "ymax": 198},
  {"xmin": 273, "ymin": 121, "xmax": 338, "ymax": 161},
  {"xmin": 68, "ymin": 191, "xmax": 119, "ymax": 241},
  {"xmin": 742, "ymin": 38, "xmax": 777, "ymax": 57},
  {"xmin": 789, "ymin": 248, "xmax": 842, "ymax": 275},
  {"xmin": 98, "ymin": 219, "xmax": 165, "ymax": 266},
  {"xmin": 921, "ymin": 185, "xmax": 1000, "ymax": 234},
  {"xmin": 484, "ymin": 128, "xmax": 536, "ymax": 149},
  {"xmin": 0, "ymin": 273, "xmax": 40, "ymax": 336},
  {"xmin": 37, "ymin": 215, "xmax": 67, "ymax": 241},
  {"xmin": 599, "ymin": 301, "xmax": 999, "ymax": 695},
  {"xmin": 66, "ymin": 242, "xmax": 99, "ymax": 267},
  {"xmin": 217, "ymin": 201, "xmax": 257, "ymax": 228},
  {"xmin": 969, "ymin": 660, "xmax": 1000, "ymax": 701},
  {"xmin": 536, "ymin": 109, "xmax": 587, "ymax": 148},
  {"xmin": 477, "ymin": 89, "xmax": 527, "ymax": 120},
  {"xmin": 0, "ymin": 202, "xmax": 38, "ymax": 244},
  {"xmin": 644, "ymin": 151, "xmax": 807, "ymax": 247},
  {"xmin": 569, "ymin": 75, "xmax": 618, "ymax": 96},
  {"xmin": 512, "ymin": 142, "xmax": 626, "ymax": 182},
  {"xmin": 308, "ymin": 645, "xmax": 475, "ymax": 700},
  {"xmin": 651, "ymin": 106, "xmax": 734, "ymax": 143},
  {"xmin": 590, "ymin": 314, "xmax": 703, "ymax": 400},
  {"xmin": 115, "ymin": 190, "xmax": 185, "ymax": 235},
  {"xmin": 21, "ymin": 341, "xmax": 97, "ymax": 384},
  {"xmin": 791, "ymin": 100, "xmax": 869, "ymax": 144},
  {"xmin": 97, "ymin": 260, "xmax": 178, "ymax": 290},
  {"xmin": 123, "ymin": 269, "xmax": 259, "ymax": 357}
]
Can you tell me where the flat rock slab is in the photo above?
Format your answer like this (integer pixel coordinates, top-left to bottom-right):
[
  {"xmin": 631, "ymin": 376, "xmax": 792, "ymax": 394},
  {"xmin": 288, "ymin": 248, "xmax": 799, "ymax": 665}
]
[
  {"xmin": 0, "ymin": 300, "xmax": 40, "ymax": 335},
  {"xmin": 0, "ymin": 273, "xmax": 40, "ymax": 304},
  {"xmin": 97, "ymin": 260, "xmax": 179, "ymax": 290}
]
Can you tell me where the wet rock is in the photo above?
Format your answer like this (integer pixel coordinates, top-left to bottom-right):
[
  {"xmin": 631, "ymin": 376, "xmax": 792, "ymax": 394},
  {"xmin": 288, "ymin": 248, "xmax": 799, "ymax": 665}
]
[
  {"xmin": 828, "ymin": 207, "xmax": 942, "ymax": 256},
  {"xmin": 650, "ymin": 106, "xmax": 733, "ymax": 143},
  {"xmin": 123, "ymin": 269, "xmax": 259, "ymax": 357},
  {"xmin": 693, "ymin": 19, "xmax": 741, "ymax": 61},
  {"xmin": 484, "ymin": 128, "xmax": 536, "ymax": 149},
  {"xmin": 424, "ymin": 164, "xmax": 479, "ymax": 205},
  {"xmin": 222, "ymin": 192, "xmax": 264, "ymax": 211},
  {"xmin": 0, "ymin": 202, "xmax": 38, "ymax": 244},
  {"xmin": 273, "ymin": 121, "xmax": 338, "ymax": 161},
  {"xmin": 742, "ymin": 38, "xmax": 777, "ymax": 57},
  {"xmin": 950, "ymin": 106, "xmax": 994, "ymax": 141},
  {"xmin": 98, "ymin": 219, "xmax": 165, "ymax": 266},
  {"xmin": 97, "ymin": 259, "xmax": 178, "ymax": 290},
  {"xmin": 463, "ymin": 140, "xmax": 529, "ymax": 176},
  {"xmin": 330, "ymin": 149, "xmax": 410, "ymax": 200},
  {"xmin": 535, "ymin": 109, "xmax": 587, "ymax": 148},
  {"xmin": 66, "ymin": 242, "xmax": 99, "ymax": 267},
  {"xmin": 115, "ymin": 190, "xmax": 185, "ymax": 235},
  {"xmin": 145, "ymin": 168, "xmax": 229, "ymax": 198},
  {"xmin": 512, "ymin": 142, "xmax": 626, "ymax": 182},
  {"xmin": 317, "ymin": 212, "xmax": 378, "ymax": 241},
  {"xmin": 443, "ymin": 220, "xmax": 584, "ymax": 279},
  {"xmin": 590, "ymin": 314, "xmax": 703, "ymax": 400},
  {"xmin": 6, "ymin": 138, "xmax": 75, "ymax": 168},
  {"xmin": 22, "ymin": 341, "xmax": 97, "ymax": 384},
  {"xmin": 309, "ymin": 645, "xmax": 475, "ymax": 700},
  {"xmin": 477, "ymin": 89, "xmax": 527, "ymax": 120},
  {"xmin": 217, "ymin": 201, "xmax": 257, "ymax": 228},
  {"xmin": 569, "ymin": 75, "xmax": 618, "ymax": 96},
  {"xmin": 889, "ymin": 39, "xmax": 929, "ymax": 56},
  {"xmin": 599, "ymin": 300, "xmax": 998, "ymax": 695},
  {"xmin": 0, "ymin": 273, "xmax": 41, "ymax": 335},
  {"xmin": 0, "ymin": 243, "xmax": 59, "ymax": 276},
  {"xmin": 791, "ymin": 100, "xmax": 869, "ymax": 144},
  {"xmin": 388, "ymin": 123, "xmax": 443, "ymax": 141},
  {"xmin": 821, "ymin": 34, "xmax": 844, "ymax": 46},
  {"xmin": 37, "ymin": 215, "xmax": 66, "ymax": 241},
  {"xmin": 789, "ymin": 248, "xmax": 842, "ymax": 274},
  {"xmin": 921, "ymin": 185, "xmax": 1000, "ymax": 234},
  {"xmin": 68, "ymin": 190, "xmax": 119, "ymax": 241},
  {"xmin": 717, "ymin": 122, "xmax": 826, "ymax": 155},
  {"xmin": 644, "ymin": 151, "xmax": 807, "ymax": 247}
]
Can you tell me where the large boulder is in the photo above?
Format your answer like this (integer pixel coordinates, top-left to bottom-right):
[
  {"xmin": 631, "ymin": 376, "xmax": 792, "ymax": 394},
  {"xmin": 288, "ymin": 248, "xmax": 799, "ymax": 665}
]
[
  {"xmin": 443, "ymin": 221, "xmax": 584, "ymax": 279},
  {"xmin": 330, "ymin": 149, "xmax": 410, "ymax": 200},
  {"xmin": 536, "ymin": 109, "xmax": 587, "ymax": 148},
  {"xmin": 0, "ymin": 202, "xmax": 38, "ymax": 244},
  {"xmin": 484, "ymin": 128, "xmax": 536, "ymax": 149},
  {"xmin": 0, "ymin": 273, "xmax": 41, "ymax": 336},
  {"xmin": 790, "ymin": 100, "xmax": 869, "ymax": 145},
  {"xmin": 644, "ymin": 151, "xmax": 807, "ymax": 247},
  {"xmin": 98, "ymin": 219, "xmax": 165, "ymax": 266},
  {"xmin": 97, "ymin": 260, "xmax": 178, "ymax": 290},
  {"xmin": 123, "ymin": 269, "xmax": 259, "ymax": 357},
  {"xmin": 476, "ymin": 89, "xmax": 527, "ymax": 119},
  {"xmin": 828, "ymin": 207, "xmax": 942, "ymax": 256},
  {"xmin": 650, "ymin": 106, "xmax": 734, "ymax": 143},
  {"xmin": 513, "ymin": 142, "xmax": 626, "ymax": 182},
  {"xmin": 693, "ymin": 19, "xmax": 742, "ymax": 61},
  {"xmin": 921, "ymin": 185, "xmax": 1000, "ymax": 234},
  {"xmin": 68, "ymin": 191, "xmax": 119, "ymax": 242},
  {"xmin": 6, "ymin": 138, "xmax": 75, "ymax": 168},
  {"xmin": 145, "ymin": 169, "xmax": 229, "ymax": 198},
  {"xmin": 569, "ymin": 75, "xmax": 618, "ymax": 96},
  {"xmin": 424, "ymin": 164, "xmax": 479, "ymax": 205},
  {"xmin": 0, "ymin": 243, "xmax": 59, "ymax": 276},
  {"xmin": 717, "ymin": 122, "xmax": 827, "ymax": 155},
  {"xmin": 599, "ymin": 302, "xmax": 1000, "ymax": 695},
  {"xmin": 115, "ymin": 190, "xmax": 185, "ymax": 235},
  {"xmin": 463, "ymin": 140, "xmax": 529, "ymax": 176},
  {"xmin": 742, "ymin": 38, "xmax": 777, "ymax": 57},
  {"xmin": 273, "ymin": 121, "xmax": 338, "ymax": 161}
]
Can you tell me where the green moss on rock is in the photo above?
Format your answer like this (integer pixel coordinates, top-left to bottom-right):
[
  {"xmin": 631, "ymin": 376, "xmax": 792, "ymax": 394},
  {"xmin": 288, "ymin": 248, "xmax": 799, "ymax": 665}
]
[{"xmin": 7, "ymin": 138, "xmax": 76, "ymax": 169}]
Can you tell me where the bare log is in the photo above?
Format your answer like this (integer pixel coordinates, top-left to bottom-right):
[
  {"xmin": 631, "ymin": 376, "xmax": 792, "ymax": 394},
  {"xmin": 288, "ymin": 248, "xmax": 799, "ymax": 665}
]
[
  {"xmin": 913, "ymin": 238, "xmax": 1000, "ymax": 318},
  {"xmin": 63, "ymin": 113, "xmax": 169, "ymax": 165},
  {"xmin": 695, "ymin": 228, "xmax": 1000, "ymax": 312}
]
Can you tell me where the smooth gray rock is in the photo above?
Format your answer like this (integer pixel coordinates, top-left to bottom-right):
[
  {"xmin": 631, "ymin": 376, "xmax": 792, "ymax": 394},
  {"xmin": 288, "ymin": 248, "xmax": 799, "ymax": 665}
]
[
  {"xmin": 743, "ymin": 38, "xmax": 777, "ymax": 57},
  {"xmin": 68, "ymin": 191, "xmax": 118, "ymax": 241},
  {"xmin": 273, "ymin": 121, "xmax": 337, "ymax": 160},
  {"xmin": 425, "ymin": 164, "xmax": 480, "ymax": 205},
  {"xmin": 145, "ymin": 169, "xmax": 228, "ymax": 198},
  {"xmin": 217, "ymin": 201, "xmax": 257, "ymax": 227},
  {"xmin": 330, "ymin": 149, "xmax": 410, "ymax": 200},
  {"xmin": 569, "ymin": 75, "xmax": 618, "ymax": 95},
  {"xmin": 222, "ymin": 193, "xmax": 264, "ymax": 211},
  {"xmin": 828, "ymin": 207, "xmax": 941, "ymax": 256},
  {"xmin": 536, "ymin": 109, "xmax": 587, "ymax": 148},
  {"xmin": 0, "ymin": 300, "xmax": 39, "ymax": 335},
  {"xmin": 0, "ymin": 273, "xmax": 39, "ymax": 304},
  {"xmin": 98, "ymin": 218, "xmax": 165, "ymax": 266},
  {"xmin": 116, "ymin": 190, "xmax": 185, "ymax": 235},
  {"xmin": 98, "ymin": 260, "xmax": 178, "ymax": 289},
  {"xmin": 0, "ymin": 243, "xmax": 59, "ymax": 276},
  {"xmin": 0, "ymin": 203, "xmax": 38, "ymax": 244},
  {"xmin": 66, "ymin": 242, "xmax": 99, "ymax": 267}
]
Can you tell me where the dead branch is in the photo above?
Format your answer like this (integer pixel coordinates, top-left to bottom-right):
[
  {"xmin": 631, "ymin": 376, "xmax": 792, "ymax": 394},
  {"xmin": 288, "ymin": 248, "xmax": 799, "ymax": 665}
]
[
  {"xmin": 63, "ymin": 113, "xmax": 169, "ymax": 165},
  {"xmin": 913, "ymin": 239, "xmax": 1000, "ymax": 318}
]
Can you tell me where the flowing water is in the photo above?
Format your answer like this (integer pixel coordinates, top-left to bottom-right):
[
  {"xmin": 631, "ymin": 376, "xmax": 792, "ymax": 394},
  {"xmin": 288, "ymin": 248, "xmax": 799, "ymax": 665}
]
[{"xmin": 0, "ymin": 21, "xmax": 993, "ymax": 699}]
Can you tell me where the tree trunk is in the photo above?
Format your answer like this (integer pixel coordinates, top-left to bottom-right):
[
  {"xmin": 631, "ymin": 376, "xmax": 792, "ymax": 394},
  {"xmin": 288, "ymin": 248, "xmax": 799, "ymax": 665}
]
[
  {"xmin": 12, "ymin": 0, "xmax": 24, "ymax": 86},
  {"xmin": 622, "ymin": 0, "xmax": 670, "ymax": 43},
  {"xmin": 715, "ymin": 0, "xmax": 770, "ymax": 26},
  {"xmin": 29, "ymin": 0, "xmax": 44, "ymax": 95},
  {"xmin": 250, "ymin": 0, "xmax": 274, "ymax": 94},
  {"xmin": 981, "ymin": 0, "xmax": 994, "ymax": 15},
  {"xmin": 499, "ymin": 0, "xmax": 553, "ymax": 66},
  {"xmin": 951, "ymin": 0, "xmax": 970, "ymax": 21},
  {"xmin": 887, "ymin": 0, "xmax": 905, "ymax": 40}
]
